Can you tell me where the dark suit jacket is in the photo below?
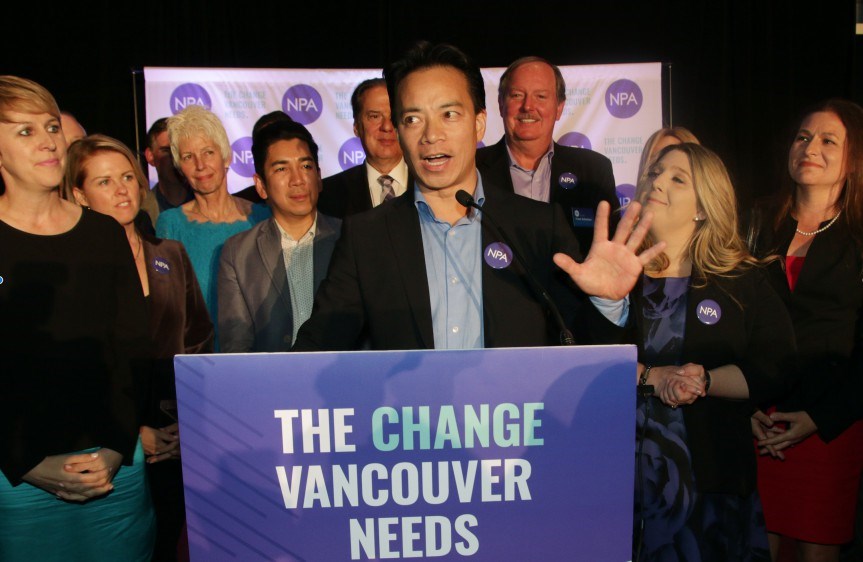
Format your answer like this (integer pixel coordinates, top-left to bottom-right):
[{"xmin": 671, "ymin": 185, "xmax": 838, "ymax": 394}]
[
  {"xmin": 627, "ymin": 269, "xmax": 796, "ymax": 495},
  {"xmin": 319, "ymin": 163, "xmax": 416, "ymax": 219},
  {"xmin": 217, "ymin": 213, "xmax": 342, "ymax": 352},
  {"xmin": 143, "ymin": 234, "xmax": 213, "ymax": 425},
  {"xmin": 293, "ymin": 187, "xmax": 620, "ymax": 352},
  {"xmin": 747, "ymin": 199, "xmax": 863, "ymax": 442},
  {"xmin": 476, "ymin": 137, "xmax": 619, "ymax": 252}
]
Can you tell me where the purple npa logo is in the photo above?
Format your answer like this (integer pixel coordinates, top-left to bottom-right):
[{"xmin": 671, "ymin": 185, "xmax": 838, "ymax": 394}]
[
  {"xmin": 338, "ymin": 137, "xmax": 366, "ymax": 171},
  {"xmin": 559, "ymin": 172, "xmax": 578, "ymax": 190},
  {"xmin": 230, "ymin": 137, "xmax": 255, "ymax": 178},
  {"xmin": 605, "ymin": 79, "xmax": 643, "ymax": 119},
  {"xmin": 616, "ymin": 183, "xmax": 635, "ymax": 207},
  {"xmin": 484, "ymin": 242, "xmax": 513, "ymax": 269},
  {"xmin": 282, "ymin": 84, "xmax": 323, "ymax": 124},
  {"xmin": 170, "ymin": 83, "xmax": 212, "ymax": 115},
  {"xmin": 557, "ymin": 132, "xmax": 592, "ymax": 151},
  {"xmin": 152, "ymin": 257, "xmax": 171, "ymax": 274},
  {"xmin": 696, "ymin": 299, "xmax": 721, "ymax": 325}
]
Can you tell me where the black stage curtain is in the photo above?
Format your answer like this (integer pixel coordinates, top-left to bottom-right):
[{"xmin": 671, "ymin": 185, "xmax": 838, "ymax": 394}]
[{"xmin": 2, "ymin": 1, "xmax": 858, "ymax": 204}]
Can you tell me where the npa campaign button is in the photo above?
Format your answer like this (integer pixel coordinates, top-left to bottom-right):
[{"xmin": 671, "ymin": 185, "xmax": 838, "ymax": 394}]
[
  {"xmin": 559, "ymin": 172, "xmax": 578, "ymax": 190},
  {"xmin": 696, "ymin": 299, "xmax": 721, "ymax": 325},
  {"xmin": 572, "ymin": 207, "xmax": 596, "ymax": 228},
  {"xmin": 484, "ymin": 242, "xmax": 512, "ymax": 269},
  {"xmin": 153, "ymin": 257, "xmax": 171, "ymax": 275}
]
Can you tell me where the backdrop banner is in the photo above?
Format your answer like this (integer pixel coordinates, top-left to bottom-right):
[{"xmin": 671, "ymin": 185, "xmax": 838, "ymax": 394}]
[
  {"xmin": 144, "ymin": 63, "xmax": 661, "ymax": 207},
  {"xmin": 175, "ymin": 345, "xmax": 636, "ymax": 561}
]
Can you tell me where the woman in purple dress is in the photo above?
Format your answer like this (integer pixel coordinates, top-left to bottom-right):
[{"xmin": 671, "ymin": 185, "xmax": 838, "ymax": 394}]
[{"xmin": 631, "ymin": 143, "xmax": 796, "ymax": 561}]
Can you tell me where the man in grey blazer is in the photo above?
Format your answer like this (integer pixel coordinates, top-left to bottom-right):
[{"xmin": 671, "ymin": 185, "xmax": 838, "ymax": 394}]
[{"xmin": 218, "ymin": 120, "xmax": 341, "ymax": 352}]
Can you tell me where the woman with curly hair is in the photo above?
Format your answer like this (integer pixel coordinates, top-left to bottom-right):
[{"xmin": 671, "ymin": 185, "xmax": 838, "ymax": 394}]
[{"xmin": 631, "ymin": 143, "xmax": 795, "ymax": 561}]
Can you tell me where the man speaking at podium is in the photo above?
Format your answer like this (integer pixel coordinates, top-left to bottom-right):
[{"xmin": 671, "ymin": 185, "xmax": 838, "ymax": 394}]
[{"xmin": 293, "ymin": 42, "xmax": 662, "ymax": 352}]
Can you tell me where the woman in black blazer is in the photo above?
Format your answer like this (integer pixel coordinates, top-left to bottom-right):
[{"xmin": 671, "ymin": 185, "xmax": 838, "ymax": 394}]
[
  {"xmin": 631, "ymin": 143, "xmax": 795, "ymax": 561},
  {"xmin": 748, "ymin": 99, "xmax": 863, "ymax": 562}
]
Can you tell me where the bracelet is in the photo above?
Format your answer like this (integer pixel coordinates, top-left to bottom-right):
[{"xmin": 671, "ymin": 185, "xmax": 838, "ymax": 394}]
[
  {"xmin": 639, "ymin": 365, "xmax": 652, "ymax": 386},
  {"xmin": 704, "ymin": 369, "xmax": 712, "ymax": 395}
]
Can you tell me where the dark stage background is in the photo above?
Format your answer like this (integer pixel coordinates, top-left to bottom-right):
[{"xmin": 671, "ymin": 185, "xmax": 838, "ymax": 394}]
[{"xmin": 3, "ymin": 1, "xmax": 861, "ymax": 205}]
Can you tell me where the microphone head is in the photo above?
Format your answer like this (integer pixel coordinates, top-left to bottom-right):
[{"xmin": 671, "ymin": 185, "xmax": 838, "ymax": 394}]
[{"xmin": 455, "ymin": 189, "xmax": 475, "ymax": 208}]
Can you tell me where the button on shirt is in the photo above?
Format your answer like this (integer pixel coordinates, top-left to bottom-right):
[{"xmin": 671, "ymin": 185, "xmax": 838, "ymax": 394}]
[
  {"xmin": 506, "ymin": 142, "xmax": 554, "ymax": 202},
  {"xmin": 275, "ymin": 218, "xmax": 316, "ymax": 343},
  {"xmin": 415, "ymin": 181, "xmax": 486, "ymax": 350},
  {"xmin": 367, "ymin": 159, "xmax": 409, "ymax": 207}
]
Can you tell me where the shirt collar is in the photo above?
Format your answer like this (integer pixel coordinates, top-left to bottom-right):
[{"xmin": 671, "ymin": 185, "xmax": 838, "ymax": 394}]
[
  {"xmin": 413, "ymin": 172, "xmax": 486, "ymax": 223},
  {"xmin": 274, "ymin": 214, "xmax": 317, "ymax": 242},
  {"xmin": 504, "ymin": 140, "xmax": 555, "ymax": 172}
]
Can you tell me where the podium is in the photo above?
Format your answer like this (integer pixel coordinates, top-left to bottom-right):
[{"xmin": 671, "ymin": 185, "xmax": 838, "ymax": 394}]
[{"xmin": 175, "ymin": 345, "xmax": 636, "ymax": 561}]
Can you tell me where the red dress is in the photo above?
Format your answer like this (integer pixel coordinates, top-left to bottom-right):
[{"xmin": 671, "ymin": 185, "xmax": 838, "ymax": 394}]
[{"xmin": 757, "ymin": 256, "xmax": 863, "ymax": 544}]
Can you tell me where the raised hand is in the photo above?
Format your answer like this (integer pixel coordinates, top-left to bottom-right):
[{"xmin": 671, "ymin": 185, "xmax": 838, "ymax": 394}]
[{"xmin": 553, "ymin": 201, "xmax": 666, "ymax": 300}]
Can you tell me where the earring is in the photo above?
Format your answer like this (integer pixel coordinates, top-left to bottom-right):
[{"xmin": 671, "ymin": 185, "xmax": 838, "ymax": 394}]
[{"xmin": 693, "ymin": 214, "xmax": 706, "ymax": 222}]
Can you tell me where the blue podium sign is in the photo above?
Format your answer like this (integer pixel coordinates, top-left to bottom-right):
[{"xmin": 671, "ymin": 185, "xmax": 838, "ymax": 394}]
[{"xmin": 175, "ymin": 346, "xmax": 636, "ymax": 561}]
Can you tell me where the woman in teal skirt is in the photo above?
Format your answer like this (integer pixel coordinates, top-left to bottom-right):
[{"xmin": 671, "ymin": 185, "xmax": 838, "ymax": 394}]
[{"xmin": 0, "ymin": 76, "xmax": 154, "ymax": 560}]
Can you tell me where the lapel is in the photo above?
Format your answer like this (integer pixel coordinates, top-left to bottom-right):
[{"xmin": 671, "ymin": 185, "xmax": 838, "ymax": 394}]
[
  {"xmin": 349, "ymin": 165, "xmax": 374, "ymax": 213},
  {"xmin": 478, "ymin": 192, "xmax": 520, "ymax": 347},
  {"xmin": 312, "ymin": 213, "xmax": 338, "ymax": 288},
  {"xmin": 793, "ymin": 216, "xmax": 849, "ymax": 297},
  {"xmin": 256, "ymin": 219, "xmax": 293, "ymax": 314},
  {"xmin": 387, "ymin": 192, "xmax": 434, "ymax": 349},
  {"xmin": 481, "ymin": 138, "xmax": 516, "ymax": 193},
  {"xmin": 549, "ymin": 142, "xmax": 569, "ymax": 205}
]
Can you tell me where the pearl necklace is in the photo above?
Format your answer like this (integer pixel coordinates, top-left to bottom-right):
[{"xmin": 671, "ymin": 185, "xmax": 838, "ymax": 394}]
[{"xmin": 795, "ymin": 210, "xmax": 842, "ymax": 237}]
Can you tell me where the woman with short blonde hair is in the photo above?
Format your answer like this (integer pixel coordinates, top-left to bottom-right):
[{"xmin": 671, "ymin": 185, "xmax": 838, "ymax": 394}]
[{"xmin": 0, "ymin": 76, "xmax": 155, "ymax": 560}]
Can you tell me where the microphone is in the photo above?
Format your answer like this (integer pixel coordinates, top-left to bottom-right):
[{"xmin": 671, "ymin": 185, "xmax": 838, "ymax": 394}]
[{"xmin": 456, "ymin": 189, "xmax": 576, "ymax": 346}]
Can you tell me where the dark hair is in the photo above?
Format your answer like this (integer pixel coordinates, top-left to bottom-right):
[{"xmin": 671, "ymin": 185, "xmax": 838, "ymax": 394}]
[
  {"xmin": 498, "ymin": 56, "xmax": 566, "ymax": 104},
  {"xmin": 252, "ymin": 119, "xmax": 319, "ymax": 177},
  {"xmin": 252, "ymin": 110, "xmax": 293, "ymax": 136},
  {"xmin": 146, "ymin": 117, "xmax": 169, "ymax": 150},
  {"xmin": 384, "ymin": 41, "xmax": 485, "ymax": 120},
  {"xmin": 774, "ymin": 98, "xmax": 863, "ymax": 246},
  {"xmin": 351, "ymin": 78, "xmax": 386, "ymax": 121}
]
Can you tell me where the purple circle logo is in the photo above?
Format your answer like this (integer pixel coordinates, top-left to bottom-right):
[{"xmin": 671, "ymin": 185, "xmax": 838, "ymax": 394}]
[
  {"xmin": 484, "ymin": 242, "xmax": 513, "ymax": 269},
  {"xmin": 616, "ymin": 183, "xmax": 636, "ymax": 207},
  {"xmin": 557, "ymin": 132, "xmax": 592, "ymax": 150},
  {"xmin": 605, "ymin": 79, "xmax": 643, "ymax": 119},
  {"xmin": 338, "ymin": 137, "xmax": 366, "ymax": 171},
  {"xmin": 169, "ymin": 83, "xmax": 212, "ymax": 115},
  {"xmin": 559, "ymin": 172, "xmax": 578, "ymax": 190},
  {"xmin": 282, "ymin": 84, "xmax": 324, "ymax": 124},
  {"xmin": 696, "ymin": 299, "xmax": 721, "ymax": 325},
  {"xmin": 230, "ymin": 136, "xmax": 255, "ymax": 178},
  {"xmin": 152, "ymin": 257, "xmax": 171, "ymax": 275}
]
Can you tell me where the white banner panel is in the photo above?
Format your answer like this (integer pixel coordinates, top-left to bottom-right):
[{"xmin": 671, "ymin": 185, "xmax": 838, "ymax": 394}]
[{"xmin": 144, "ymin": 63, "xmax": 661, "ymax": 206}]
